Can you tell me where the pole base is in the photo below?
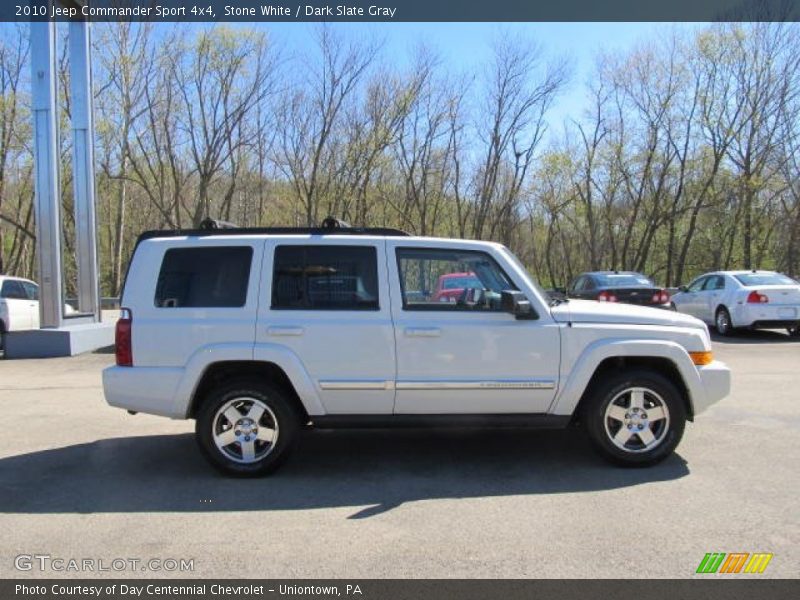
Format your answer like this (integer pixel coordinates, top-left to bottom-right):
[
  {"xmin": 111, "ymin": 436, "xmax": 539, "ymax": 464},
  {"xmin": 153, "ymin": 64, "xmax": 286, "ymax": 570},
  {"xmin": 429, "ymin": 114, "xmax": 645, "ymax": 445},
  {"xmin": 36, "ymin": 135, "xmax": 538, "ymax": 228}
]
[{"xmin": 4, "ymin": 322, "xmax": 115, "ymax": 358}]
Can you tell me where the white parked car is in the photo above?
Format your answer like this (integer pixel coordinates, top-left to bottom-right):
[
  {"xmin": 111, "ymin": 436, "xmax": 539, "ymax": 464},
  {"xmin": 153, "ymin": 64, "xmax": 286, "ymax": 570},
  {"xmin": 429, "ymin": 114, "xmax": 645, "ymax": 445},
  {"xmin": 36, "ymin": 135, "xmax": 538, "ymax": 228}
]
[
  {"xmin": 0, "ymin": 276, "xmax": 41, "ymax": 342},
  {"xmin": 671, "ymin": 270, "xmax": 800, "ymax": 336},
  {"xmin": 0, "ymin": 276, "xmax": 80, "ymax": 349},
  {"xmin": 103, "ymin": 220, "xmax": 730, "ymax": 475}
]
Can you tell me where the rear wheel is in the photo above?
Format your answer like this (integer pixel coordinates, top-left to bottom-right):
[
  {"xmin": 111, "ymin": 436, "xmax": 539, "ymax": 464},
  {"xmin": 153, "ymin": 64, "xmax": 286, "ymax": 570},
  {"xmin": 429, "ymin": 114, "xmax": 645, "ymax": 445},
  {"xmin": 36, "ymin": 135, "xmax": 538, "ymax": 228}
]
[
  {"xmin": 582, "ymin": 369, "xmax": 686, "ymax": 467},
  {"xmin": 788, "ymin": 324, "xmax": 800, "ymax": 337},
  {"xmin": 715, "ymin": 306, "xmax": 734, "ymax": 336},
  {"xmin": 196, "ymin": 379, "xmax": 300, "ymax": 476}
]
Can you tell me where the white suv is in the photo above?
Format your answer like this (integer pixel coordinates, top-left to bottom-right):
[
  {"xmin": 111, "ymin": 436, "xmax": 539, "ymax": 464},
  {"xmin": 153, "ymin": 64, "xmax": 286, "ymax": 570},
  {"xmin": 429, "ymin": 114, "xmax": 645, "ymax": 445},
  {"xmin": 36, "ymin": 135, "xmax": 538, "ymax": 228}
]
[{"xmin": 103, "ymin": 221, "xmax": 731, "ymax": 475}]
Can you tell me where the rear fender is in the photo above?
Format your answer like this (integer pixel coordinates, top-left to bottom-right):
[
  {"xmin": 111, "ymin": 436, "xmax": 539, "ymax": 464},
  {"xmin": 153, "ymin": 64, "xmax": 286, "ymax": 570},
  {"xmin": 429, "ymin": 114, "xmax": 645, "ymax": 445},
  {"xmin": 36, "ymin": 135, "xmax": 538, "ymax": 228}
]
[{"xmin": 172, "ymin": 342, "xmax": 325, "ymax": 418}]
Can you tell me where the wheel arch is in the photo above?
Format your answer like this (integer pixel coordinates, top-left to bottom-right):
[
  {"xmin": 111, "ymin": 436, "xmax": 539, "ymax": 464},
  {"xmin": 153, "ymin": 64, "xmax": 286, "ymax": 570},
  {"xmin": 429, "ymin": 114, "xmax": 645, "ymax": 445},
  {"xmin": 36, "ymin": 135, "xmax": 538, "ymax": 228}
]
[
  {"xmin": 551, "ymin": 338, "xmax": 704, "ymax": 422},
  {"xmin": 188, "ymin": 360, "xmax": 310, "ymax": 423},
  {"xmin": 571, "ymin": 356, "xmax": 693, "ymax": 424},
  {"xmin": 715, "ymin": 303, "xmax": 733, "ymax": 327}
]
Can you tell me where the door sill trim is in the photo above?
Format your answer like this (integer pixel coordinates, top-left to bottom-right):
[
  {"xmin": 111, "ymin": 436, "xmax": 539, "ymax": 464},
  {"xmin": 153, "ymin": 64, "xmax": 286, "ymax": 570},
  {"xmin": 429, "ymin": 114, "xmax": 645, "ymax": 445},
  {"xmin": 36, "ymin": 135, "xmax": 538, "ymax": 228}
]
[{"xmin": 310, "ymin": 414, "xmax": 570, "ymax": 429}]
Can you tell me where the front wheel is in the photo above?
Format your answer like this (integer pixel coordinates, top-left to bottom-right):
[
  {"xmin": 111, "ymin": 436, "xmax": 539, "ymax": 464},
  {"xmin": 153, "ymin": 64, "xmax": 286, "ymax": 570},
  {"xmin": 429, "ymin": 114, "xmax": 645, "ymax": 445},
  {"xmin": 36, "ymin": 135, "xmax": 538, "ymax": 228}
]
[
  {"xmin": 582, "ymin": 370, "xmax": 686, "ymax": 467},
  {"xmin": 196, "ymin": 380, "xmax": 300, "ymax": 476}
]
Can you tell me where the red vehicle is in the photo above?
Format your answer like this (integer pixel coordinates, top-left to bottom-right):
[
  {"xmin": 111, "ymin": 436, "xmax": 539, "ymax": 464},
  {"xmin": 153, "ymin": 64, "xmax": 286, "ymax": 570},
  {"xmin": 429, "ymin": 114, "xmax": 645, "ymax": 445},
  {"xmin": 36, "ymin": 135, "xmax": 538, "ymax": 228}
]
[{"xmin": 432, "ymin": 272, "xmax": 483, "ymax": 303}]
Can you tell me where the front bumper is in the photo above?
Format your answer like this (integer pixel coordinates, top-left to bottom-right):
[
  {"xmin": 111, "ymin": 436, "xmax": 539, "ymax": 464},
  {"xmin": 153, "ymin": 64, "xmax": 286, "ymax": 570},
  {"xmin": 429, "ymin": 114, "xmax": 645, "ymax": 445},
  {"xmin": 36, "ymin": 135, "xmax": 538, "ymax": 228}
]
[{"xmin": 693, "ymin": 360, "xmax": 731, "ymax": 416}]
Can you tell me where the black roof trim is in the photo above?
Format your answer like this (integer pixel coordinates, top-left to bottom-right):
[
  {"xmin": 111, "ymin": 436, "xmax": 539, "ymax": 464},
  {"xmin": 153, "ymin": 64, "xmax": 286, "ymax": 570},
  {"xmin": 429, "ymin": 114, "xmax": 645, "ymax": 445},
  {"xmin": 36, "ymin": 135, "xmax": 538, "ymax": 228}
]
[{"xmin": 136, "ymin": 225, "xmax": 409, "ymax": 244}]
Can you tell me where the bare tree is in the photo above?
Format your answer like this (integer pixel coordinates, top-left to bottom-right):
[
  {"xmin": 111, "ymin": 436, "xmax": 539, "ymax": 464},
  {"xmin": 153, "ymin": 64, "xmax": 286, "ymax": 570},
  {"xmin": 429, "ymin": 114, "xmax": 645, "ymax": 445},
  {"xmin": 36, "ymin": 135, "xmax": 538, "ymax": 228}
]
[
  {"xmin": 0, "ymin": 25, "xmax": 30, "ymax": 274},
  {"xmin": 175, "ymin": 26, "xmax": 275, "ymax": 226},
  {"xmin": 276, "ymin": 26, "xmax": 380, "ymax": 226},
  {"xmin": 470, "ymin": 34, "xmax": 569, "ymax": 243}
]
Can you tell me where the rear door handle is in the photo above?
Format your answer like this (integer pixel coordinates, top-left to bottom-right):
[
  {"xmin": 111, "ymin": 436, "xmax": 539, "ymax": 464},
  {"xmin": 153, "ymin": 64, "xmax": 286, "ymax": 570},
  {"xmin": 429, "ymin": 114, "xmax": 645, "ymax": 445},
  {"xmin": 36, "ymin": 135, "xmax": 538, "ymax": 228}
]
[
  {"xmin": 404, "ymin": 327, "xmax": 441, "ymax": 337},
  {"xmin": 266, "ymin": 326, "xmax": 304, "ymax": 336}
]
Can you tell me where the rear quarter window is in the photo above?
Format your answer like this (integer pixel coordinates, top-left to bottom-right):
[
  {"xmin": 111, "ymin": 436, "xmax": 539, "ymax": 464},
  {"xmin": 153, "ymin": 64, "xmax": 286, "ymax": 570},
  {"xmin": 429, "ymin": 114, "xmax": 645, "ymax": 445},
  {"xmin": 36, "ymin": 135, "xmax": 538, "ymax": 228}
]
[{"xmin": 154, "ymin": 246, "xmax": 253, "ymax": 308}]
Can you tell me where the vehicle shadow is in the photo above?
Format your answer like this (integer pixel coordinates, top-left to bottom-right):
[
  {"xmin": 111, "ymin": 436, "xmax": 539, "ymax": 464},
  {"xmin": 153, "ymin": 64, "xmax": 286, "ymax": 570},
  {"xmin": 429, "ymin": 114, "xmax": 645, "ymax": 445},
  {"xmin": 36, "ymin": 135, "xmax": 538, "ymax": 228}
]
[
  {"xmin": 710, "ymin": 329, "xmax": 797, "ymax": 344},
  {"xmin": 0, "ymin": 429, "xmax": 688, "ymax": 518}
]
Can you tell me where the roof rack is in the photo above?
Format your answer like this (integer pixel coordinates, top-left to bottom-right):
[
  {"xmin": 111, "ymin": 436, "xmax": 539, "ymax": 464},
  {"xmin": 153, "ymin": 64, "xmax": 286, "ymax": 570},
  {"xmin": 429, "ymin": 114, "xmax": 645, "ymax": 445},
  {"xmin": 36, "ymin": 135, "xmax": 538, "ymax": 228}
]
[{"xmin": 137, "ymin": 216, "xmax": 409, "ymax": 244}]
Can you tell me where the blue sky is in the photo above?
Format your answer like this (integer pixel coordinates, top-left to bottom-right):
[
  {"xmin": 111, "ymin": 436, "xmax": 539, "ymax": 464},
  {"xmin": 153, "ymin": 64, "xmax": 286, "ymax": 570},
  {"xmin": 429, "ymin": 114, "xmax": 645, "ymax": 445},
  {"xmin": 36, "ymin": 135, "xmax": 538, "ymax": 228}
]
[{"xmin": 259, "ymin": 22, "xmax": 697, "ymax": 130}]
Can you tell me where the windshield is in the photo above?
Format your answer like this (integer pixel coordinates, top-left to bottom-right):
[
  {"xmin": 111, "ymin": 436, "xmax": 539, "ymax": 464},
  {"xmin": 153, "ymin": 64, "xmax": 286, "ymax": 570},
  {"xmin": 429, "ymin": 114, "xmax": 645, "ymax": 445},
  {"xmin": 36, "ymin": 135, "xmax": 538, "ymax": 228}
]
[
  {"xmin": 734, "ymin": 273, "xmax": 797, "ymax": 286},
  {"xmin": 594, "ymin": 273, "xmax": 654, "ymax": 288}
]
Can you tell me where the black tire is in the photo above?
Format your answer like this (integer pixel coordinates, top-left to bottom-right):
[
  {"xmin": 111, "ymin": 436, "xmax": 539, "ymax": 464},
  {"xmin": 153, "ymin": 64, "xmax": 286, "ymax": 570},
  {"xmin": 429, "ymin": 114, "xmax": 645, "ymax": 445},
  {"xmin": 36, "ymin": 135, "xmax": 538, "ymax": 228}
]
[
  {"xmin": 195, "ymin": 379, "xmax": 300, "ymax": 477},
  {"xmin": 788, "ymin": 324, "xmax": 800, "ymax": 337},
  {"xmin": 582, "ymin": 369, "xmax": 686, "ymax": 467},
  {"xmin": 715, "ymin": 306, "xmax": 734, "ymax": 336}
]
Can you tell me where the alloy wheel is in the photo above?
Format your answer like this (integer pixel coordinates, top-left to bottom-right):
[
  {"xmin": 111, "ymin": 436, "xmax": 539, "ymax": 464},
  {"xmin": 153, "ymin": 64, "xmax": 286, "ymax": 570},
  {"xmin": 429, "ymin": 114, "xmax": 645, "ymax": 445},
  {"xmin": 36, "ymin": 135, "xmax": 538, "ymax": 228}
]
[
  {"xmin": 212, "ymin": 397, "xmax": 279, "ymax": 464},
  {"xmin": 603, "ymin": 387, "xmax": 671, "ymax": 453}
]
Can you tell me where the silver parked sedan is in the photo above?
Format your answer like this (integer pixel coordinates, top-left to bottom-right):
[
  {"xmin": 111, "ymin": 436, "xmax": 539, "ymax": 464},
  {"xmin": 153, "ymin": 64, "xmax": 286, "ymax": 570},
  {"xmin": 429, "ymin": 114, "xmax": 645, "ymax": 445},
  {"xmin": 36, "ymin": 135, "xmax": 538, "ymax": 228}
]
[{"xmin": 671, "ymin": 270, "xmax": 800, "ymax": 336}]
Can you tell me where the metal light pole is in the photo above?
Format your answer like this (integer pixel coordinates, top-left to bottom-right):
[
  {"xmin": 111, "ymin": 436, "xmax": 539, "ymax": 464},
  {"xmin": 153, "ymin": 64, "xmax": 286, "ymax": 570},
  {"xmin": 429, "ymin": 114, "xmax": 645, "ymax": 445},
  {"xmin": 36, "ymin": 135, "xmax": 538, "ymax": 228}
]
[
  {"xmin": 30, "ymin": 0, "xmax": 100, "ymax": 328},
  {"xmin": 30, "ymin": 14, "xmax": 63, "ymax": 329},
  {"xmin": 69, "ymin": 17, "xmax": 101, "ymax": 320}
]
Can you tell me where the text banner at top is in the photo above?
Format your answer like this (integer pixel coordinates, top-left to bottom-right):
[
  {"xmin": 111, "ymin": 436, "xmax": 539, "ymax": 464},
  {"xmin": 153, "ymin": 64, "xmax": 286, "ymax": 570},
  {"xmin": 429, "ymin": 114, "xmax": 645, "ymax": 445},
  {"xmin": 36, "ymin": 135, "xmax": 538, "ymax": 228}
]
[{"xmin": 4, "ymin": 0, "xmax": 800, "ymax": 23}]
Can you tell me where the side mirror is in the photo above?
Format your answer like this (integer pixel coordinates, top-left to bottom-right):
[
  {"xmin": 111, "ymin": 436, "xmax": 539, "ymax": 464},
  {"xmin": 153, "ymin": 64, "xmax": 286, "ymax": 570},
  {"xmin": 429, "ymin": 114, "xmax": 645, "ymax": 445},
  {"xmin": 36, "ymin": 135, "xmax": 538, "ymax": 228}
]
[
  {"xmin": 501, "ymin": 290, "xmax": 537, "ymax": 320},
  {"xmin": 678, "ymin": 285, "xmax": 688, "ymax": 293}
]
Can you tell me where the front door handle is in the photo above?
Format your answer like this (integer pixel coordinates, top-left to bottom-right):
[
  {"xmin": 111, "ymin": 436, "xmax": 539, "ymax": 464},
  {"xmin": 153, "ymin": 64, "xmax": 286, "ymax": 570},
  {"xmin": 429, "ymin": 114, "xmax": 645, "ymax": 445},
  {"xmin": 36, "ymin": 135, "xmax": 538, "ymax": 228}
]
[
  {"xmin": 266, "ymin": 326, "xmax": 304, "ymax": 336},
  {"xmin": 404, "ymin": 327, "xmax": 441, "ymax": 337}
]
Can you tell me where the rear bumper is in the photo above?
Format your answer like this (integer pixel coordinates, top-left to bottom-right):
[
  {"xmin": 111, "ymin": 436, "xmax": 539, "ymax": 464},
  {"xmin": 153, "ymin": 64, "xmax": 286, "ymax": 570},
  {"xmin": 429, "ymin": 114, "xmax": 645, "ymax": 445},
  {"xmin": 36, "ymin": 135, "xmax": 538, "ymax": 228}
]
[
  {"xmin": 102, "ymin": 366, "xmax": 186, "ymax": 418},
  {"xmin": 734, "ymin": 304, "xmax": 800, "ymax": 328},
  {"xmin": 693, "ymin": 361, "xmax": 731, "ymax": 416}
]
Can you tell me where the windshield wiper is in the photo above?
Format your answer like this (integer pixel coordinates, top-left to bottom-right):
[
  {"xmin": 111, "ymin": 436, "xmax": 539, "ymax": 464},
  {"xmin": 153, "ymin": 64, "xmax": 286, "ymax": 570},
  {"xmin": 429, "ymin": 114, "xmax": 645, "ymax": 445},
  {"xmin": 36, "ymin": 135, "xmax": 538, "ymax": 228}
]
[{"xmin": 549, "ymin": 296, "xmax": 568, "ymax": 307}]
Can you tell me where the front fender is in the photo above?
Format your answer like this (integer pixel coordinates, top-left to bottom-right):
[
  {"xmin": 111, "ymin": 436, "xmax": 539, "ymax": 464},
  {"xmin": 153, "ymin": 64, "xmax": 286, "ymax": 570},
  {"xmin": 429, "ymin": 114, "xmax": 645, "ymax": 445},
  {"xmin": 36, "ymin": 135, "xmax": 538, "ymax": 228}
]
[{"xmin": 549, "ymin": 338, "xmax": 705, "ymax": 417}]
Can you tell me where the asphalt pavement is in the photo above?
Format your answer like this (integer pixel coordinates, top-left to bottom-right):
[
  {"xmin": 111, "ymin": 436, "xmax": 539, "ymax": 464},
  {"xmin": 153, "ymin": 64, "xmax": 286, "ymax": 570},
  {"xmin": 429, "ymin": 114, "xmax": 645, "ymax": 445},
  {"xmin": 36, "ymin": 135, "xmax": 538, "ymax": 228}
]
[{"xmin": 0, "ymin": 331, "xmax": 797, "ymax": 578}]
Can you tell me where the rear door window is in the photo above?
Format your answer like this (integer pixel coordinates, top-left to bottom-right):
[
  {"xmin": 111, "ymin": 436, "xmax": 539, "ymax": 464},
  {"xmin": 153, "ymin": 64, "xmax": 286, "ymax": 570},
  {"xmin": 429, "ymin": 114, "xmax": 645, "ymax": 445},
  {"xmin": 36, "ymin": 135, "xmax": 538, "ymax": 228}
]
[
  {"xmin": 22, "ymin": 282, "xmax": 39, "ymax": 300},
  {"xmin": 271, "ymin": 246, "xmax": 379, "ymax": 310},
  {"xmin": 703, "ymin": 276, "xmax": 725, "ymax": 291},
  {"xmin": 155, "ymin": 247, "xmax": 253, "ymax": 308}
]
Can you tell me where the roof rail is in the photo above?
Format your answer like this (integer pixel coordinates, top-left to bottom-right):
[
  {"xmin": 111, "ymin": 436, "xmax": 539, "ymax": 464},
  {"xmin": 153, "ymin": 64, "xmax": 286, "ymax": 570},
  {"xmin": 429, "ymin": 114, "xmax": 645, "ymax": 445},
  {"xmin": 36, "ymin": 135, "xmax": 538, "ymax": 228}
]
[
  {"xmin": 136, "ymin": 216, "xmax": 409, "ymax": 245},
  {"xmin": 199, "ymin": 218, "xmax": 239, "ymax": 230},
  {"xmin": 320, "ymin": 216, "xmax": 350, "ymax": 230}
]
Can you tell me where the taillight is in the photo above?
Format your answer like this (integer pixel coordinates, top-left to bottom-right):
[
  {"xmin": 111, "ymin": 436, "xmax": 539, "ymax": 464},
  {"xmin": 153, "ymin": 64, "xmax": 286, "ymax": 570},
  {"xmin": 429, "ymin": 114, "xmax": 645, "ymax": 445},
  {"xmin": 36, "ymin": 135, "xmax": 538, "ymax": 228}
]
[
  {"xmin": 653, "ymin": 289, "xmax": 670, "ymax": 304},
  {"xmin": 746, "ymin": 291, "xmax": 769, "ymax": 304},
  {"xmin": 597, "ymin": 291, "xmax": 618, "ymax": 302},
  {"xmin": 115, "ymin": 308, "xmax": 133, "ymax": 367}
]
